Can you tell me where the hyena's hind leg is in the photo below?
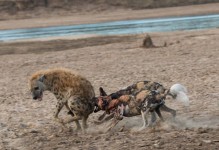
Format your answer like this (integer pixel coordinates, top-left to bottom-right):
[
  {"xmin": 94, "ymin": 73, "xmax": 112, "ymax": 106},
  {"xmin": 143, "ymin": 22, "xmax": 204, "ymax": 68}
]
[
  {"xmin": 65, "ymin": 96, "xmax": 86, "ymax": 131},
  {"xmin": 65, "ymin": 103, "xmax": 82, "ymax": 130},
  {"xmin": 66, "ymin": 96, "xmax": 93, "ymax": 132}
]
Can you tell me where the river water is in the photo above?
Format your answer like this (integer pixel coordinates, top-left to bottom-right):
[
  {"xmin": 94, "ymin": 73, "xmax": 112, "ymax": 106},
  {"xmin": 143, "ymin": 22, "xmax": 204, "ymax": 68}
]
[{"xmin": 0, "ymin": 14, "xmax": 219, "ymax": 42}]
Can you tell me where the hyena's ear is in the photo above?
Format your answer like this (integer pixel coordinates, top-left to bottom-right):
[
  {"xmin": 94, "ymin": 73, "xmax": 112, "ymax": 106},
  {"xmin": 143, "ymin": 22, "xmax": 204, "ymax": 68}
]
[
  {"xmin": 99, "ymin": 87, "xmax": 107, "ymax": 96},
  {"xmin": 38, "ymin": 75, "xmax": 46, "ymax": 82}
]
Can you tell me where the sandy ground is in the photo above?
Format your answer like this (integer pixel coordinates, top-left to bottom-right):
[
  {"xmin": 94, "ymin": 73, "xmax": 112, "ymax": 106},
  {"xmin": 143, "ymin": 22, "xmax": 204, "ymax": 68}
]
[{"xmin": 0, "ymin": 3, "xmax": 219, "ymax": 150}]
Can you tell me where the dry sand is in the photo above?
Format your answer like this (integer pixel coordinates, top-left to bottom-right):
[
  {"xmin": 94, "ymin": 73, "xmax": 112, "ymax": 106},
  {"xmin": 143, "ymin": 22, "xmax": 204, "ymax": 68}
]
[{"xmin": 0, "ymin": 3, "xmax": 219, "ymax": 150}]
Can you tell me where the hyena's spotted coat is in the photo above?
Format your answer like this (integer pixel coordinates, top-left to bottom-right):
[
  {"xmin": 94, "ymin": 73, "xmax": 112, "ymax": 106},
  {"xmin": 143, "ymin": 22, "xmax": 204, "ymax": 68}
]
[{"xmin": 29, "ymin": 68, "xmax": 95, "ymax": 131}]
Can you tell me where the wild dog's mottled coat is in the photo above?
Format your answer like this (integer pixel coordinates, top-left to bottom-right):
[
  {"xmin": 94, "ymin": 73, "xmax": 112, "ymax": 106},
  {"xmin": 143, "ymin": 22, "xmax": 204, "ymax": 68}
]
[
  {"xmin": 95, "ymin": 89, "xmax": 165, "ymax": 131},
  {"xmin": 94, "ymin": 81, "xmax": 180, "ymax": 130}
]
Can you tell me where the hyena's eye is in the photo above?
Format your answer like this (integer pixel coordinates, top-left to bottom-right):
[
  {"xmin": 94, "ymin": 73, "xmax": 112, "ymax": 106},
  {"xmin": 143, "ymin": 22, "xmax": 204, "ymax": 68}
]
[{"xmin": 34, "ymin": 87, "xmax": 39, "ymax": 90}]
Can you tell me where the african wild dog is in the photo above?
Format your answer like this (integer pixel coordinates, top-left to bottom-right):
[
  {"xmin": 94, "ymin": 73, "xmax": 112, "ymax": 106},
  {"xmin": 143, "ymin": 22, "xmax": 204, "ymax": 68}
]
[
  {"xmin": 94, "ymin": 88, "xmax": 167, "ymax": 131},
  {"xmin": 94, "ymin": 81, "xmax": 189, "ymax": 127},
  {"xmin": 29, "ymin": 68, "xmax": 95, "ymax": 132}
]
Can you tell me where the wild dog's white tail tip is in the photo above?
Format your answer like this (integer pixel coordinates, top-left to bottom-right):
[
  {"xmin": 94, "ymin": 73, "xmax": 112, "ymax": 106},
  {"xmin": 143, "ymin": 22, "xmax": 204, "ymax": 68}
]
[{"xmin": 170, "ymin": 84, "xmax": 189, "ymax": 106}]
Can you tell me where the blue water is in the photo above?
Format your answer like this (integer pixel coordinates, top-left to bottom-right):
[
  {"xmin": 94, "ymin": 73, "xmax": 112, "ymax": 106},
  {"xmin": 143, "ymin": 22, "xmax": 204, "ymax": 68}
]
[{"xmin": 0, "ymin": 14, "xmax": 219, "ymax": 42}]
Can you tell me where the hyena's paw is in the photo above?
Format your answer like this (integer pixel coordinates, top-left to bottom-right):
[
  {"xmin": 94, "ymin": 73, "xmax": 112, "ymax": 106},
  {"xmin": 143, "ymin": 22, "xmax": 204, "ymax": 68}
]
[{"xmin": 54, "ymin": 118, "xmax": 65, "ymax": 124}]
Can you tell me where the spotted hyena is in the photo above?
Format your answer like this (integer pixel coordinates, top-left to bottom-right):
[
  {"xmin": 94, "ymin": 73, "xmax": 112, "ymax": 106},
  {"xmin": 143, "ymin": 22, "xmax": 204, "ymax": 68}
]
[{"xmin": 29, "ymin": 68, "xmax": 95, "ymax": 131}]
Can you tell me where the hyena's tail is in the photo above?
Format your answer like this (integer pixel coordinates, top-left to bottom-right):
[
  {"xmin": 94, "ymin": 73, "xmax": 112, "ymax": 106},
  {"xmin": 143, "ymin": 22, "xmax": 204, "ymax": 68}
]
[{"xmin": 168, "ymin": 84, "xmax": 189, "ymax": 106}]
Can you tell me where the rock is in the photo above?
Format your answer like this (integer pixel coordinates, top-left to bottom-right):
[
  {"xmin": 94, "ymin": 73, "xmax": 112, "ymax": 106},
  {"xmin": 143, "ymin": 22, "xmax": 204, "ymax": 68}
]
[
  {"xmin": 0, "ymin": 123, "xmax": 7, "ymax": 127},
  {"xmin": 30, "ymin": 130, "xmax": 40, "ymax": 133},
  {"xmin": 177, "ymin": 144, "xmax": 182, "ymax": 148},
  {"xmin": 153, "ymin": 143, "xmax": 161, "ymax": 148},
  {"xmin": 94, "ymin": 136, "xmax": 101, "ymax": 140},
  {"xmin": 159, "ymin": 141, "xmax": 164, "ymax": 145},
  {"xmin": 19, "ymin": 123, "xmax": 28, "ymax": 128},
  {"xmin": 202, "ymin": 140, "xmax": 212, "ymax": 144},
  {"xmin": 75, "ymin": 140, "xmax": 81, "ymax": 143},
  {"xmin": 198, "ymin": 142, "xmax": 202, "ymax": 146},
  {"xmin": 196, "ymin": 128, "xmax": 208, "ymax": 134}
]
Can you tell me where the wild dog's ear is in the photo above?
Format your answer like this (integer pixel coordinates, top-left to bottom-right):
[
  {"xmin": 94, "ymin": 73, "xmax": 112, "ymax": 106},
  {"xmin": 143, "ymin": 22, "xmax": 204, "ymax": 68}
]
[
  {"xmin": 99, "ymin": 87, "xmax": 107, "ymax": 96},
  {"xmin": 38, "ymin": 75, "xmax": 46, "ymax": 82}
]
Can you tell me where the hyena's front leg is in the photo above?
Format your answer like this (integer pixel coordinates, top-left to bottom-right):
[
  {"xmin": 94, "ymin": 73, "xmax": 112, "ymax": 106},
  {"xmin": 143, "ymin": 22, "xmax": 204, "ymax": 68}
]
[{"xmin": 54, "ymin": 101, "xmax": 65, "ymax": 123}]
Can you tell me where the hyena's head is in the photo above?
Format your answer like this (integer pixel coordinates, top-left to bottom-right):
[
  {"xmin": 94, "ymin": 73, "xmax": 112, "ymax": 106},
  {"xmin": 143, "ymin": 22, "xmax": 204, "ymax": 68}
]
[{"xmin": 29, "ymin": 75, "xmax": 47, "ymax": 101}]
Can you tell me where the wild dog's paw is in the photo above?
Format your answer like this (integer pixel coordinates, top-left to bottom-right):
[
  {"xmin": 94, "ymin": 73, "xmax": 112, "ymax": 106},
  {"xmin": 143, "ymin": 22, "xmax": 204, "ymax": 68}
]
[
  {"xmin": 138, "ymin": 126, "xmax": 147, "ymax": 131},
  {"xmin": 93, "ymin": 120, "xmax": 104, "ymax": 125}
]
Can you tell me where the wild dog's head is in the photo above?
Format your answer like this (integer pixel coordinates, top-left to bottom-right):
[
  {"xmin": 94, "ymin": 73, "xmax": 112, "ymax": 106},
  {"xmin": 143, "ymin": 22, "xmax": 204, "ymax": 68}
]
[
  {"xmin": 94, "ymin": 87, "xmax": 131, "ymax": 114},
  {"xmin": 93, "ymin": 87, "xmax": 110, "ymax": 112},
  {"xmin": 29, "ymin": 75, "xmax": 47, "ymax": 101}
]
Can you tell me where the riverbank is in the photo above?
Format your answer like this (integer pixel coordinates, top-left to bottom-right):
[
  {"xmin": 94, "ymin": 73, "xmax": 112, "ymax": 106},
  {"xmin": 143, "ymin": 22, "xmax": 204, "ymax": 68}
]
[{"xmin": 0, "ymin": 3, "xmax": 219, "ymax": 30}]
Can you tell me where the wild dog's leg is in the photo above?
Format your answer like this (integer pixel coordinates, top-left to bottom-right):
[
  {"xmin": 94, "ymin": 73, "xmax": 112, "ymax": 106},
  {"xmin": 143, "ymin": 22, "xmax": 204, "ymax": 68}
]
[
  {"xmin": 160, "ymin": 104, "xmax": 176, "ymax": 118},
  {"xmin": 116, "ymin": 104, "xmax": 124, "ymax": 120},
  {"xmin": 98, "ymin": 112, "xmax": 106, "ymax": 121},
  {"xmin": 104, "ymin": 113, "xmax": 115, "ymax": 121},
  {"xmin": 138, "ymin": 110, "xmax": 147, "ymax": 131},
  {"xmin": 139, "ymin": 109, "xmax": 151, "ymax": 130},
  {"xmin": 155, "ymin": 107, "xmax": 164, "ymax": 122},
  {"xmin": 94, "ymin": 113, "xmax": 115, "ymax": 125},
  {"xmin": 148, "ymin": 111, "xmax": 157, "ymax": 127},
  {"xmin": 141, "ymin": 110, "xmax": 148, "ymax": 128},
  {"xmin": 106, "ymin": 118, "xmax": 121, "ymax": 132}
]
